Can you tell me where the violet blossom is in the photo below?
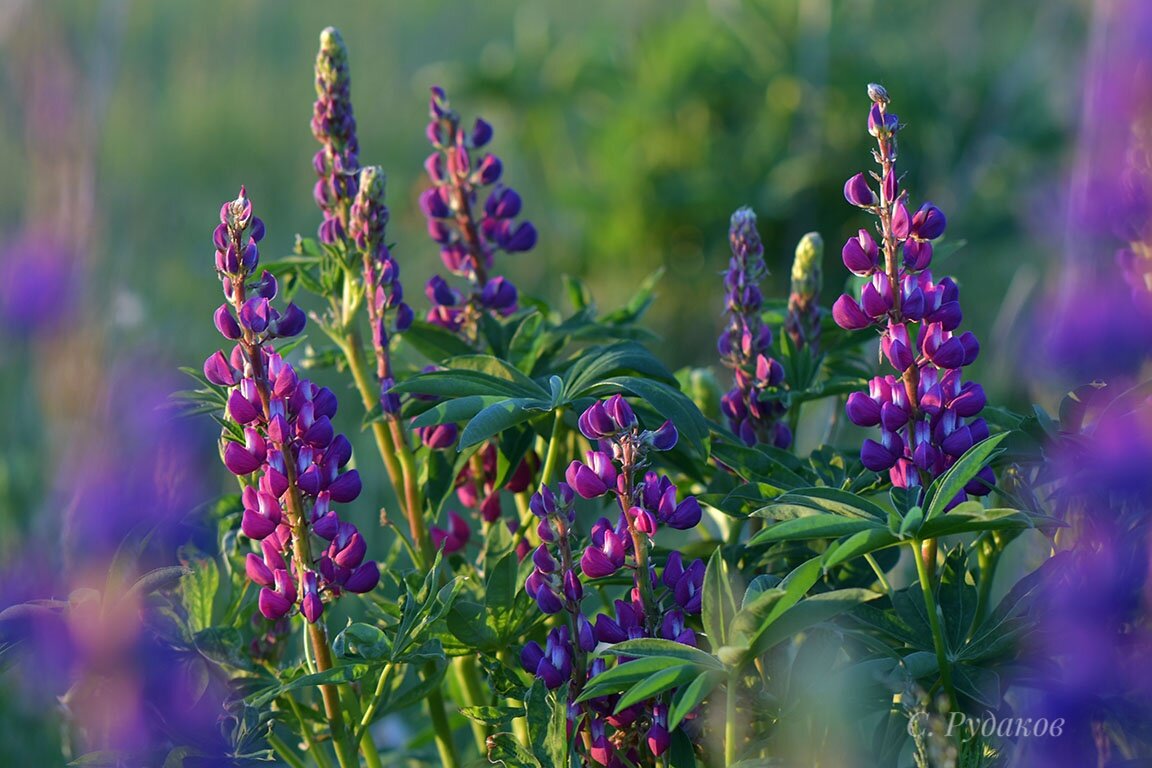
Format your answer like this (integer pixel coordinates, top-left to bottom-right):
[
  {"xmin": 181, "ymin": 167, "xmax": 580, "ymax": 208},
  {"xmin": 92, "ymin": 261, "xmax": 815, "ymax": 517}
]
[
  {"xmin": 718, "ymin": 208, "xmax": 791, "ymax": 448},
  {"xmin": 420, "ymin": 86, "xmax": 536, "ymax": 336},
  {"xmin": 833, "ymin": 85, "xmax": 994, "ymax": 502},
  {"xmin": 205, "ymin": 188, "xmax": 378, "ymax": 623},
  {"xmin": 311, "ymin": 27, "xmax": 359, "ymax": 245}
]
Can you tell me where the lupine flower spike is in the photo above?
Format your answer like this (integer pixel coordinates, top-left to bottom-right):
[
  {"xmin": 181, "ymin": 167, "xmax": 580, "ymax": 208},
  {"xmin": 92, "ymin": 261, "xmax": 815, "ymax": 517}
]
[
  {"xmin": 833, "ymin": 84, "xmax": 993, "ymax": 503},
  {"xmin": 205, "ymin": 188, "xmax": 379, "ymax": 623},
  {"xmin": 420, "ymin": 86, "xmax": 536, "ymax": 337},
  {"xmin": 718, "ymin": 208, "xmax": 791, "ymax": 448},
  {"xmin": 311, "ymin": 27, "xmax": 359, "ymax": 245},
  {"xmin": 786, "ymin": 232, "xmax": 824, "ymax": 351},
  {"xmin": 349, "ymin": 165, "xmax": 413, "ymax": 417},
  {"xmin": 520, "ymin": 397, "xmax": 705, "ymax": 764}
]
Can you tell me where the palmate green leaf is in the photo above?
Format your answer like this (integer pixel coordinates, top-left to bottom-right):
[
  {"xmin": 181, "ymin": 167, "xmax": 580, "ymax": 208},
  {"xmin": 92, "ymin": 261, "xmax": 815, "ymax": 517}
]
[
  {"xmin": 446, "ymin": 354, "xmax": 548, "ymax": 393},
  {"xmin": 709, "ymin": 437, "xmax": 808, "ymax": 488},
  {"xmin": 595, "ymin": 638, "xmax": 724, "ymax": 670},
  {"xmin": 703, "ymin": 549, "xmax": 737, "ymax": 649},
  {"xmin": 247, "ymin": 663, "xmax": 376, "ymax": 709},
  {"xmin": 668, "ymin": 670, "xmax": 723, "ymax": 730},
  {"xmin": 924, "ymin": 433, "xmax": 1009, "ymax": 520},
  {"xmin": 458, "ymin": 397, "xmax": 552, "ymax": 449},
  {"xmin": 915, "ymin": 506, "xmax": 1033, "ymax": 539},
  {"xmin": 563, "ymin": 274, "xmax": 595, "ymax": 312},
  {"xmin": 524, "ymin": 680, "xmax": 570, "ymax": 768},
  {"xmin": 179, "ymin": 548, "xmax": 219, "ymax": 635},
  {"xmin": 953, "ymin": 663, "xmax": 1001, "ymax": 710},
  {"xmin": 960, "ymin": 553, "xmax": 1066, "ymax": 663},
  {"xmin": 576, "ymin": 656, "xmax": 685, "ymax": 703},
  {"xmin": 745, "ymin": 589, "xmax": 881, "ymax": 660},
  {"xmin": 601, "ymin": 267, "xmax": 665, "ymax": 325},
  {"xmin": 564, "ymin": 340, "xmax": 678, "ymax": 396},
  {"xmin": 823, "ymin": 529, "xmax": 902, "ymax": 569},
  {"xmin": 939, "ymin": 547, "xmax": 978, "ymax": 655},
  {"xmin": 748, "ymin": 515, "xmax": 880, "ymax": 547},
  {"xmin": 488, "ymin": 733, "xmax": 541, "ymax": 768},
  {"xmin": 730, "ymin": 557, "xmax": 823, "ymax": 649},
  {"xmin": 668, "ymin": 729, "xmax": 698, "ymax": 768},
  {"xmin": 615, "ymin": 663, "xmax": 702, "ymax": 712},
  {"xmin": 390, "ymin": 370, "xmax": 540, "ymax": 399},
  {"xmin": 409, "ymin": 395, "xmax": 508, "ymax": 428},
  {"xmin": 767, "ymin": 487, "xmax": 890, "ymax": 521},
  {"xmin": 393, "ymin": 319, "xmax": 476, "ymax": 361}
]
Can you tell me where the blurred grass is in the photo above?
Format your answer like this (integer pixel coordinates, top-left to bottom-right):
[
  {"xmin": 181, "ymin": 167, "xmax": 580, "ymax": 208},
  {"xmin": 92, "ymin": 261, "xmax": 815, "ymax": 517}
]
[{"xmin": 1, "ymin": 0, "xmax": 1088, "ymax": 398}]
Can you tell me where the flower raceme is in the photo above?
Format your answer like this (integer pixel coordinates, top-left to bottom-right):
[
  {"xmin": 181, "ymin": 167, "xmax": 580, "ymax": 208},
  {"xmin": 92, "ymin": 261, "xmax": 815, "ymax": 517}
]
[
  {"xmin": 717, "ymin": 207, "xmax": 791, "ymax": 449},
  {"xmin": 420, "ymin": 86, "xmax": 536, "ymax": 335},
  {"xmin": 311, "ymin": 27, "xmax": 359, "ymax": 245},
  {"xmin": 832, "ymin": 85, "xmax": 994, "ymax": 500},
  {"xmin": 205, "ymin": 189, "xmax": 379, "ymax": 623},
  {"xmin": 520, "ymin": 397, "xmax": 706, "ymax": 763}
]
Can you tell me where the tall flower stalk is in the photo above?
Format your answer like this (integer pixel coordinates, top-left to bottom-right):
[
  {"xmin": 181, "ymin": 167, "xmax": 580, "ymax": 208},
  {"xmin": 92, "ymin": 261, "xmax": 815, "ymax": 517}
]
[
  {"xmin": 519, "ymin": 397, "xmax": 705, "ymax": 765},
  {"xmin": 204, "ymin": 188, "xmax": 365, "ymax": 768},
  {"xmin": 833, "ymin": 84, "xmax": 993, "ymax": 504},
  {"xmin": 420, "ymin": 86, "xmax": 536, "ymax": 339},
  {"xmin": 832, "ymin": 83, "xmax": 994, "ymax": 711},
  {"xmin": 311, "ymin": 27, "xmax": 359, "ymax": 246},
  {"xmin": 718, "ymin": 208, "xmax": 791, "ymax": 448}
]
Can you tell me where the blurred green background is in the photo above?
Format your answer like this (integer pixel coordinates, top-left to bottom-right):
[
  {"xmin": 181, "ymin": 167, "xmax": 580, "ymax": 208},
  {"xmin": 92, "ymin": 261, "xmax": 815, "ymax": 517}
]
[
  {"xmin": 0, "ymin": 1, "xmax": 1090, "ymax": 762},
  {"xmin": 0, "ymin": 0, "xmax": 1087, "ymax": 395}
]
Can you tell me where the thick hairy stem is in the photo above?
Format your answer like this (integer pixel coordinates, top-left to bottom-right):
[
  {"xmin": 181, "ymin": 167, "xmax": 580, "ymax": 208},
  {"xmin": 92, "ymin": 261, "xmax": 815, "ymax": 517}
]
[
  {"xmin": 725, "ymin": 672, "xmax": 739, "ymax": 766},
  {"xmin": 539, "ymin": 408, "xmax": 566, "ymax": 487},
  {"xmin": 427, "ymin": 686, "xmax": 463, "ymax": 768},
  {"xmin": 455, "ymin": 655, "xmax": 491, "ymax": 753},
  {"xmin": 912, "ymin": 540, "xmax": 959, "ymax": 714},
  {"xmin": 280, "ymin": 457, "xmax": 355, "ymax": 768}
]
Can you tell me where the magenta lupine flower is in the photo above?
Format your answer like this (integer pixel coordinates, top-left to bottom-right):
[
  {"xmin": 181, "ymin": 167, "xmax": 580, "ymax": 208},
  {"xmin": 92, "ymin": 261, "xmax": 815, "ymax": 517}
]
[
  {"xmin": 311, "ymin": 27, "xmax": 359, "ymax": 245},
  {"xmin": 529, "ymin": 398, "xmax": 706, "ymax": 763},
  {"xmin": 420, "ymin": 86, "xmax": 536, "ymax": 336},
  {"xmin": 205, "ymin": 188, "xmax": 379, "ymax": 623},
  {"xmin": 717, "ymin": 208, "xmax": 791, "ymax": 448},
  {"xmin": 832, "ymin": 86, "xmax": 994, "ymax": 502}
]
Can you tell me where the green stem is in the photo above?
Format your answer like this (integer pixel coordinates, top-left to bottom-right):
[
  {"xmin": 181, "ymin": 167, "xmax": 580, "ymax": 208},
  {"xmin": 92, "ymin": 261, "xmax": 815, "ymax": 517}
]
[
  {"xmin": 345, "ymin": 688, "xmax": 383, "ymax": 768},
  {"xmin": 353, "ymin": 662, "xmax": 394, "ymax": 745},
  {"xmin": 454, "ymin": 655, "xmax": 490, "ymax": 753},
  {"xmin": 972, "ymin": 536, "xmax": 1000, "ymax": 630},
  {"xmin": 725, "ymin": 673, "xmax": 739, "ymax": 766},
  {"xmin": 864, "ymin": 553, "xmax": 893, "ymax": 595},
  {"xmin": 912, "ymin": 540, "xmax": 959, "ymax": 714},
  {"xmin": 285, "ymin": 696, "xmax": 334, "ymax": 768},
  {"xmin": 539, "ymin": 408, "xmax": 566, "ymax": 487},
  {"xmin": 426, "ymin": 686, "xmax": 463, "ymax": 768},
  {"xmin": 268, "ymin": 732, "xmax": 310, "ymax": 768},
  {"xmin": 500, "ymin": 649, "xmax": 532, "ymax": 750}
]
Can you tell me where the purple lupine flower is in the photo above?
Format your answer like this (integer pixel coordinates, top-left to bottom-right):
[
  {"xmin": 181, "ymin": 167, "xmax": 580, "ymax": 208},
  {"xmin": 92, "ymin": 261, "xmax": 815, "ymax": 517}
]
[
  {"xmin": 311, "ymin": 27, "xmax": 359, "ymax": 245},
  {"xmin": 521, "ymin": 626, "xmax": 574, "ymax": 689},
  {"xmin": 717, "ymin": 207, "xmax": 791, "ymax": 448},
  {"xmin": 831, "ymin": 86, "xmax": 994, "ymax": 501},
  {"xmin": 549, "ymin": 399, "xmax": 708, "ymax": 764},
  {"xmin": 205, "ymin": 188, "xmax": 378, "ymax": 622},
  {"xmin": 420, "ymin": 86, "xmax": 535, "ymax": 338}
]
